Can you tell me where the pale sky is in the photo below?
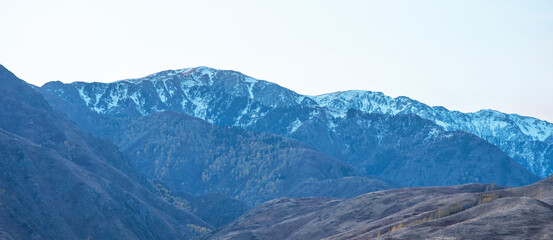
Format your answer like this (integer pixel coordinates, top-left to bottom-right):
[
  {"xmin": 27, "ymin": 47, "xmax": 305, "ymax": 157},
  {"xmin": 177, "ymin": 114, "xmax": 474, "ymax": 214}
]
[{"xmin": 1, "ymin": 0, "xmax": 552, "ymax": 122}]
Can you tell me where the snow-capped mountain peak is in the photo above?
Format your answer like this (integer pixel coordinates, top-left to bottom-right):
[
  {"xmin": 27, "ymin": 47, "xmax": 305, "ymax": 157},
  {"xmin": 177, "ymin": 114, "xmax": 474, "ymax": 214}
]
[{"xmin": 310, "ymin": 90, "xmax": 553, "ymax": 177}]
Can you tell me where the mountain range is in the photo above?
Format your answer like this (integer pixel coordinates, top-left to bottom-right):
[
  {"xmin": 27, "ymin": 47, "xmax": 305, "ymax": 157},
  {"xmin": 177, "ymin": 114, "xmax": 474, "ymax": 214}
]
[
  {"xmin": 1, "ymin": 64, "xmax": 550, "ymax": 239},
  {"xmin": 39, "ymin": 66, "xmax": 547, "ymax": 182}
]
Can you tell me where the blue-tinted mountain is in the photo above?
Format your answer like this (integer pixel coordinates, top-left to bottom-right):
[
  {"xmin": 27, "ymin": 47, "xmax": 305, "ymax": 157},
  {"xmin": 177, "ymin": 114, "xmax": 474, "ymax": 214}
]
[
  {"xmin": 0, "ymin": 65, "xmax": 211, "ymax": 239},
  {"xmin": 39, "ymin": 67, "xmax": 311, "ymax": 125},
  {"xmin": 40, "ymin": 67, "xmax": 540, "ymax": 187},
  {"xmin": 313, "ymin": 91, "xmax": 553, "ymax": 177},
  {"xmin": 40, "ymin": 67, "xmax": 553, "ymax": 178},
  {"xmin": 42, "ymin": 67, "xmax": 552, "ymax": 178}
]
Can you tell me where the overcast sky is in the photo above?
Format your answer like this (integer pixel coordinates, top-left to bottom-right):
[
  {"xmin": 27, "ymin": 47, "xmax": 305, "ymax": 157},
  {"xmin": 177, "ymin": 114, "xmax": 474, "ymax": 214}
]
[{"xmin": 1, "ymin": 0, "xmax": 552, "ymax": 122}]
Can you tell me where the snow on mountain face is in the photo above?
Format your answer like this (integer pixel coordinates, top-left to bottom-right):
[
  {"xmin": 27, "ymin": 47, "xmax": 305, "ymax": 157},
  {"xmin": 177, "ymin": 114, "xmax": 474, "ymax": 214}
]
[
  {"xmin": 41, "ymin": 67, "xmax": 553, "ymax": 178},
  {"xmin": 312, "ymin": 90, "xmax": 553, "ymax": 177}
]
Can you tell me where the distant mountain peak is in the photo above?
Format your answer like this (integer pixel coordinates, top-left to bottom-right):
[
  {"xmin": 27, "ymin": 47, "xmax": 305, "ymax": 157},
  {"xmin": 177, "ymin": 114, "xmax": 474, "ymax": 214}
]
[{"xmin": 112, "ymin": 66, "xmax": 261, "ymax": 89}]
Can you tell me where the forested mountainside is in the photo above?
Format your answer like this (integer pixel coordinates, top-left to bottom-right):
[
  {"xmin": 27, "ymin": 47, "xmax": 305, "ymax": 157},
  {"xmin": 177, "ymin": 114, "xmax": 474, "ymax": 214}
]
[{"xmin": 88, "ymin": 111, "xmax": 394, "ymax": 206}]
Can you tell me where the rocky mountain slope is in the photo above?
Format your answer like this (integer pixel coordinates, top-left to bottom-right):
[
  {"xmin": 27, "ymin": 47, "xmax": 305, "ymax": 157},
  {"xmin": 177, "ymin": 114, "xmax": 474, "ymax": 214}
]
[
  {"xmin": 40, "ymin": 67, "xmax": 553, "ymax": 178},
  {"xmin": 0, "ymin": 65, "xmax": 211, "ymax": 239},
  {"xmin": 313, "ymin": 90, "xmax": 553, "ymax": 178},
  {"xmin": 207, "ymin": 176, "xmax": 553, "ymax": 240},
  {"xmin": 247, "ymin": 106, "xmax": 539, "ymax": 187}
]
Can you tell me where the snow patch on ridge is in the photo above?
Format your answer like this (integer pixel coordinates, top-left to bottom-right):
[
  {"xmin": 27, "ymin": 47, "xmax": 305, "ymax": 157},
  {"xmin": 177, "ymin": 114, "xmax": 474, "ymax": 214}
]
[
  {"xmin": 77, "ymin": 86, "xmax": 91, "ymax": 106},
  {"xmin": 435, "ymin": 120, "xmax": 449, "ymax": 129},
  {"xmin": 157, "ymin": 86, "xmax": 167, "ymax": 103},
  {"xmin": 289, "ymin": 119, "xmax": 302, "ymax": 134},
  {"xmin": 516, "ymin": 117, "xmax": 553, "ymax": 142},
  {"xmin": 191, "ymin": 96, "xmax": 208, "ymax": 119},
  {"xmin": 244, "ymin": 76, "xmax": 258, "ymax": 84},
  {"xmin": 247, "ymin": 82, "xmax": 255, "ymax": 99},
  {"xmin": 107, "ymin": 90, "xmax": 120, "ymax": 109}
]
